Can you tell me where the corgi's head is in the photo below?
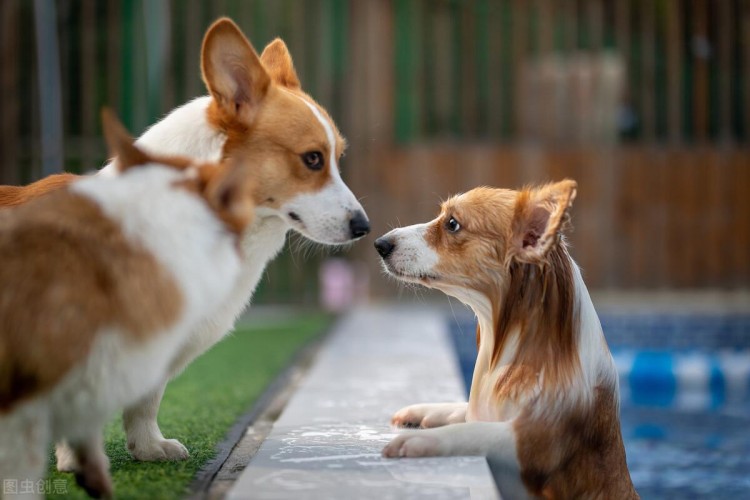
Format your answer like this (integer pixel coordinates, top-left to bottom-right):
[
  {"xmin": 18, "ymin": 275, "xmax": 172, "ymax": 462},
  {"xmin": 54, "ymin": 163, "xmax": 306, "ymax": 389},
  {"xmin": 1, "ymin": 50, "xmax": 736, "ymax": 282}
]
[
  {"xmin": 200, "ymin": 18, "xmax": 369, "ymax": 244},
  {"xmin": 375, "ymin": 180, "xmax": 577, "ymax": 306},
  {"xmin": 102, "ymin": 108, "xmax": 256, "ymax": 235}
]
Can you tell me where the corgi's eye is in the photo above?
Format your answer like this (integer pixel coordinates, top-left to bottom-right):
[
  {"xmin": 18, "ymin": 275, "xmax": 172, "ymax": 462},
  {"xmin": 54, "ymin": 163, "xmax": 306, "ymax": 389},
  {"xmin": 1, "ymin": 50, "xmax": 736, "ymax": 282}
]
[
  {"xmin": 446, "ymin": 217, "xmax": 461, "ymax": 233},
  {"xmin": 302, "ymin": 151, "xmax": 324, "ymax": 170}
]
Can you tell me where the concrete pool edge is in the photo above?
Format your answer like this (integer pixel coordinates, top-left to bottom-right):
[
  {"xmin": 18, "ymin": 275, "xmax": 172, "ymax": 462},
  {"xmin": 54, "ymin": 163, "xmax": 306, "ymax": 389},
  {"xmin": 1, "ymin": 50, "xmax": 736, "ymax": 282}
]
[{"xmin": 225, "ymin": 306, "xmax": 500, "ymax": 500}]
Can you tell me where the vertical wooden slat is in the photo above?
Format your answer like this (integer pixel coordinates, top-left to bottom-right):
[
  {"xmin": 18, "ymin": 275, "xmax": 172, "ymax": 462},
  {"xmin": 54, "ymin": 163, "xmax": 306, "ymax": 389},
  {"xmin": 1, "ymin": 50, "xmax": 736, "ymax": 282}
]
[
  {"xmin": 587, "ymin": 0, "xmax": 603, "ymax": 51},
  {"xmin": 716, "ymin": 0, "xmax": 733, "ymax": 142},
  {"xmin": 704, "ymin": 152, "xmax": 728, "ymax": 286},
  {"xmin": 461, "ymin": 0, "xmax": 478, "ymax": 136},
  {"xmin": 160, "ymin": 0, "xmax": 175, "ymax": 113},
  {"xmin": 329, "ymin": 0, "xmax": 349, "ymax": 125},
  {"xmin": 33, "ymin": 0, "xmax": 64, "ymax": 177},
  {"xmin": 641, "ymin": 0, "xmax": 656, "ymax": 142},
  {"xmin": 615, "ymin": 149, "xmax": 634, "ymax": 286},
  {"xmin": 614, "ymin": 0, "xmax": 630, "ymax": 59},
  {"xmin": 692, "ymin": 0, "xmax": 709, "ymax": 142},
  {"xmin": 665, "ymin": 0, "xmax": 682, "ymax": 143},
  {"xmin": 512, "ymin": 0, "xmax": 528, "ymax": 138},
  {"xmin": 537, "ymin": 0, "xmax": 553, "ymax": 54},
  {"xmin": 614, "ymin": 0, "xmax": 631, "ymax": 141},
  {"xmin": 284, "ymin": 0, "xmax": 306, "ymax": 83},
  {"xmin": 301, "ymin": 0, "xmax": 318, "ymax": 97},
  {"xmin": 106, "ymin": 1, "xmax": 121, "ymax": 113},
  {"xmin": 652, "ymin": 150, "xmax": 670, "ymax": 286},
  {"xmin": 744, "ymin": 0, "xmax": 750, "ymax": 141},
  {"xmin": 733, "ymin": 151, "xmax": 750, "ymax": 286},
  {"xmin": 183, "ymin": 0, "xmax": 202, "ymax": 99},
  {"xmin": 565, "ymin": 0, "xmax": 578, "ymax": 52},
  {"xmin": 314, "ymin": 0, "xmax": 334, "ymax": 111},
  {"xmin": 537, "ymin": 0, "xmax": 555, "ymax": 143},
  {"xmin": 1, "ymin": 0, "xmax": 21, "ymax": 183},
  {"xmin": 80, "ymin": 0, "xmax": 97, "ymax": 169},
  {"xmin": 394, "ymin": 0, "xmax": 414, "ymax": 142},
  {"xmin": 433, "ymin": 1, "xmax": 452, "ymax": 135},
  {"xmin": 686, "ymin": 150, "xmax": 707, "ymax": 286},
  {"xmin": 634, "ymin": 150, "xmax": 651, "ymax": 285},
  {"xmin": 486, "ymin": 0, "xmax": 504, "ymax": 138}
]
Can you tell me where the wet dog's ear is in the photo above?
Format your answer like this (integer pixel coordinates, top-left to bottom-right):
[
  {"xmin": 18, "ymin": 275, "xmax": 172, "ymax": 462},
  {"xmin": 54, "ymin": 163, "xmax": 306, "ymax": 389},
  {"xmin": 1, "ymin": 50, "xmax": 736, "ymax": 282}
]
[
  {"xmin": 509, "ymin": 179, "xmax": 577, "ymax": 264},
  {"xmin": 260, "ymin": 38, "xmax": 300, "ymax": 89},
  {"xmin": 101, "ymin": 108, "xmax": 151, "ymax": 172},
  {"xmin": 201, "ymin": 18, "xmax": 271, "ymax": 124}
]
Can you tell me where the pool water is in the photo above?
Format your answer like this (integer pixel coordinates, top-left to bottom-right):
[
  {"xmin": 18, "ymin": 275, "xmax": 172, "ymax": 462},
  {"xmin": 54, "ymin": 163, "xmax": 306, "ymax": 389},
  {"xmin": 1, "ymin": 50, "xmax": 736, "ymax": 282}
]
[{"xmin": 448, "ymin": 313, "xmax": 750, "ymax": 499}]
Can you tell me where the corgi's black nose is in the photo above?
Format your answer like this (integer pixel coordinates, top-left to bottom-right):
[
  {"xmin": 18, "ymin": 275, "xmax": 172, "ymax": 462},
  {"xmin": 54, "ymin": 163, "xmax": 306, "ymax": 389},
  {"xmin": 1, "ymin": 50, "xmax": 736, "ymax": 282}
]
[
  {"xmin": 374, "ymin": 237, "xmax": 395, "ymax": 258},
  {"xmin": 349, "ymin": 211, "xmax": 370, "ymax": 239}
]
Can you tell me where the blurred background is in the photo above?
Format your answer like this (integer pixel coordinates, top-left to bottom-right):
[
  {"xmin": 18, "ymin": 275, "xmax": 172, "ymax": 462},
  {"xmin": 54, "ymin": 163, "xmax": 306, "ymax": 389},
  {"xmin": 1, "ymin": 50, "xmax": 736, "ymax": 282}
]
[{"xmin": 0, "ymin": 0, "xmax": 748, "ymax": 305}]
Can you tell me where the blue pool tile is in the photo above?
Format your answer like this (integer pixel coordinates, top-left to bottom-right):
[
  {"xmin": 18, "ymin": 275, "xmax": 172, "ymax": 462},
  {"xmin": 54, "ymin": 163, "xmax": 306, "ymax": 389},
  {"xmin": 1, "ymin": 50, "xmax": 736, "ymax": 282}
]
[{"xmin": 629, "ymin": 351, "xmax": 677, "ymax": 407}]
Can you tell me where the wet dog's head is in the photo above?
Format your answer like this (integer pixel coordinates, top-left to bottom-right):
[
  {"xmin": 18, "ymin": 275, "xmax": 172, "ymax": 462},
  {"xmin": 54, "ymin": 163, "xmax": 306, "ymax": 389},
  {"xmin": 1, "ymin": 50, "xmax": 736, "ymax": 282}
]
[
  {"xmin": 201, "ymin": 18, "xmax": 369, "ymax": 244},
  {"xmin": 374, "ymin": 181, "xmax": 577, "ymax": 305}
]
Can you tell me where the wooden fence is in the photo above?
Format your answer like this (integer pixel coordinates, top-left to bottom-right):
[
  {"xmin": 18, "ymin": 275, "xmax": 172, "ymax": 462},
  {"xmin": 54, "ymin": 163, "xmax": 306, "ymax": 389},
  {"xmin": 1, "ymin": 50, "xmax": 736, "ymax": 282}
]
[
  {"xmin": 1, "ymin": 0, "xmax": 749, "ymax": 299},
  {"xmin": 359, "ymin": 145, "xmax": 750, "ymax": 291}
]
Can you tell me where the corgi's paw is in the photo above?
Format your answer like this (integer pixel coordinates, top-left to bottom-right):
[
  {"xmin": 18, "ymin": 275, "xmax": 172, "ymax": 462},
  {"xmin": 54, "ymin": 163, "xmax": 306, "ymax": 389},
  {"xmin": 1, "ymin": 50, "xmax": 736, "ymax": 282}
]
[
  {"xmin": 128, "ymin": 437, "xmax": 189, "ymax": 461},
  {"xmin": 382, "ymin": 430, "xmax": 444, "ymax": 458},
  {"xmin": 74, "ymin": 444, "xmax": 112, "ymax": 499},
  {"xmin": 55, "ymin": 442, "xmax": 80, "ymax": 472},
  {"xmin": 75, "ymin": 465, "xmax": 113, "ymax": 499},
  {"xmin": 391, "ymin": 402, "xmax": 467, "ymax": 429}
]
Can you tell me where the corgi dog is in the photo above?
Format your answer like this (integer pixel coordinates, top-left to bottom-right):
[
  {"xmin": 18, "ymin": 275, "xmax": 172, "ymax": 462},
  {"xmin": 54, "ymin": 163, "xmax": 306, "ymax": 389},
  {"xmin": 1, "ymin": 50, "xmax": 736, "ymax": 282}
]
[
  {"xmin": 0, "ymin": 110, "xmax": 258, "ymax": 498},
  {"xmin": 375, "ymin": 181, "xmax": 638, "ymax": 499},
  {"xmin": 0, "ymin": 18, "xmax": 369, "ymax": 465}
]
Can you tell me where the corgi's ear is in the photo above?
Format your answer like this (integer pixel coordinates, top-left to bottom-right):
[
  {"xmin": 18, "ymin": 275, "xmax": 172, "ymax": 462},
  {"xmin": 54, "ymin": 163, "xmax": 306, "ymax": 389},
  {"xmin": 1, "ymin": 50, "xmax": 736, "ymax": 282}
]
[
  {"xmin": 101, "ymin": 108, "xmax": 151, "ymax": 172},
  {"xmin": 203, "ymin": 161, "xmax": 256, "ymax": 234},
  {"xmin": 509, "ymin": 179, "xmax": 577, "ymax": 264},
  {"xmin": 201, "ymin": 18, "xmax": 271, "ymax": 124},
  {"xmin": 260, "ymin": 38, "xmax": 300, "ymax": 89}
]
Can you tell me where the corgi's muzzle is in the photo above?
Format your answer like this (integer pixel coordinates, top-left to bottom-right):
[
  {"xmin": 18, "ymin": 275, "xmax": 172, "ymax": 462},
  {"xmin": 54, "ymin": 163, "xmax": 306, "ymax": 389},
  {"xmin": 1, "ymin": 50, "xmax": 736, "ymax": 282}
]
[{"xmin": 349, "ymin": 210, "xmax": 370, "ymax": 239}]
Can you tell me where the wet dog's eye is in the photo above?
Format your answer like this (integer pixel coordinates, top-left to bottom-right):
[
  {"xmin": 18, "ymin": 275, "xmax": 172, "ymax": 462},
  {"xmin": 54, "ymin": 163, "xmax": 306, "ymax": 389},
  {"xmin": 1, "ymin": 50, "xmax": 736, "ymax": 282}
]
[
  {"xmin": 446, "ymin": 217, "xmax": 461, "ymax": 233},
  {"xmin": 301, "ymin": 151, "xmax": 324, "ymax": 170}
]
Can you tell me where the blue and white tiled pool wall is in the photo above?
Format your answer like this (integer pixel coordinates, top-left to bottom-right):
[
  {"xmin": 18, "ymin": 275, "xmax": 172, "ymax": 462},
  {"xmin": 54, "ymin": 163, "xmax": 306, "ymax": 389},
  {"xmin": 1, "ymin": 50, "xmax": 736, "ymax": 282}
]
[{"xmin": 448, "ymin": 311, "xmax": 750, "ymax": 499}]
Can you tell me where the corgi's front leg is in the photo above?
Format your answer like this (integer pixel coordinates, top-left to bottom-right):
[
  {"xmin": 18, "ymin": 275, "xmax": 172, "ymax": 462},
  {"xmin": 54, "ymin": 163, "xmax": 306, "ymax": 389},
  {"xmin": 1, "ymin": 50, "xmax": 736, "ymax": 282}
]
[
  {"xmin": 55, "ymin": 439, "xmax": 80, "ymax": 472},
  {"xmin": 391, "ymin": 402, "xmax": 468, "ymax": 428},
  {"xmin": 122, "ymin": 383, "xmax": 189, "ymax": 461}
]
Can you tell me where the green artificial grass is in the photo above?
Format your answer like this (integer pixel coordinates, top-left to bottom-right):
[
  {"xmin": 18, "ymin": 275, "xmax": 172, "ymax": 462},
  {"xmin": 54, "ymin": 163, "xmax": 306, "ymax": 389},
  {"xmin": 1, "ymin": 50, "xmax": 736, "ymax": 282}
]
[{"xmin": 46, "ymin": 312, "xmax": 332, "ymax": 499}]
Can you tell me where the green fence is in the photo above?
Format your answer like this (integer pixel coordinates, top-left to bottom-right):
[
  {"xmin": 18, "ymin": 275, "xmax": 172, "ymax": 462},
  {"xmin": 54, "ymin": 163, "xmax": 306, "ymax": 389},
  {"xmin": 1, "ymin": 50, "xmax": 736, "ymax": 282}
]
[{"xmin": 393, "ymin": 0, "xmax": 749, "ymax": 144}]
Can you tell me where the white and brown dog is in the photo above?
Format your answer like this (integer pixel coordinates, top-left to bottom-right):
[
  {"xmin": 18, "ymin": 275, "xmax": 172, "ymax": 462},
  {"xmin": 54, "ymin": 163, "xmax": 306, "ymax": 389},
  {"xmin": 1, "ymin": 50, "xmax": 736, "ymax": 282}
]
[
  {"xmin": 0, "ymin": 111, "xmax": 258, "ymax": 498},
  {"xmin": 375, "ymin": 181, "xmax": 638, "ymax": 499},
  {"xmin": 0, "ymin": 18, "xmax": 369, "ymax": 465}
]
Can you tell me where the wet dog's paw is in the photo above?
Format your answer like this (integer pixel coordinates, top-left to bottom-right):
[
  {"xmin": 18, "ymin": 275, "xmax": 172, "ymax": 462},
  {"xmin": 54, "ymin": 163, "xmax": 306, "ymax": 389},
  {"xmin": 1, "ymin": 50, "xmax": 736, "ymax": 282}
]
[
  {"xmin": 382, "ymin": 431, "xmax": 443, "ymax": 458},
  {"xmin": 390, "ymin": 403, "xmax": 467, "ymax": 429}
]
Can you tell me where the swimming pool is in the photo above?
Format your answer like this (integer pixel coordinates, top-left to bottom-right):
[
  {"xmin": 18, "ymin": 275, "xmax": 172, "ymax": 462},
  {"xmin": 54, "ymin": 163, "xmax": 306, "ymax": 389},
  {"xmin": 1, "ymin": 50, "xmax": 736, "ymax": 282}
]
[{"xmin": 448, "ymin": 312, "xmax": 750, "ymax": 499}]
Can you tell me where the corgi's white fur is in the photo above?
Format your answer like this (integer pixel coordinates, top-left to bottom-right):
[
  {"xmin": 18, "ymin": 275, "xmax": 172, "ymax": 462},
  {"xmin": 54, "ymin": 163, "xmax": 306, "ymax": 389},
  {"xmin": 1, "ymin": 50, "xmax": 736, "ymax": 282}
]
[
  {"xmin": 375, "ymin": 181, "xmax": 638, "ymax": 499},
  {"xmin": 0, "ymin": 111, "xmax": 257, "ymax": 498},
  {"xmin": 52, "ymin": 18, "xmax": 369, "ymax": 466}
]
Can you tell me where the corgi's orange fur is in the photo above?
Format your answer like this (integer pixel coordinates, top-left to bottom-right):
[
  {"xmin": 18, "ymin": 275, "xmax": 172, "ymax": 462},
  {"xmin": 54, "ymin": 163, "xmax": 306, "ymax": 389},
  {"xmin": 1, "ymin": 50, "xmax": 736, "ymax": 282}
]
[
  {"xmin": 0, "ymin": 110, "xmax": 257, "ymax": 498},
  {"xmin": 0, "ymin": 173, "xmax": 79, "ymax": 207},
  {"xmin": 375, "ymin": 181, "xmax": 638, "ymax": 499},
  {"xmin": 0, "ymin": 18, "xmax": 369, "ymax": 465}
]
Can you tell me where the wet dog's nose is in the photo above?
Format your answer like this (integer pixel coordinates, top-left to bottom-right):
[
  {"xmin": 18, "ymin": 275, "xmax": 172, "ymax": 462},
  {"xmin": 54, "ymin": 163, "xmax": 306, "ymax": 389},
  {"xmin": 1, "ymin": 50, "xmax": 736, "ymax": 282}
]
[
  {"xmin": 349, "ymin": 211, "xmax": 370, "ymax": 239},
  {"xmin": 374, "ymin": 237, "xmax": 395, "ymax": 258}
]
